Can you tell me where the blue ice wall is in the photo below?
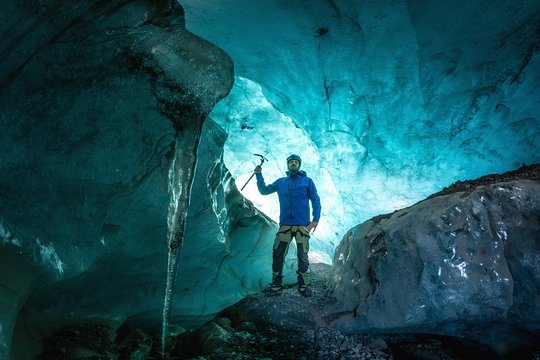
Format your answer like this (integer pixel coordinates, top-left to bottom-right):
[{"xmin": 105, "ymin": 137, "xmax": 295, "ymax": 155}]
[{"xmin": 183, "ymin": 0, "xmax": 540, "ymax": 260}]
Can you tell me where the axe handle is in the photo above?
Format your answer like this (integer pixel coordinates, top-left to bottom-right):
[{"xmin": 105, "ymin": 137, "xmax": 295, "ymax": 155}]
[
  {"xmin": 240, "ymin": 157, "xmax": 266, "ymax": 191},
  {"xmin": 240, "ymin": 172, "xmax": 256, "ymax": 191}
]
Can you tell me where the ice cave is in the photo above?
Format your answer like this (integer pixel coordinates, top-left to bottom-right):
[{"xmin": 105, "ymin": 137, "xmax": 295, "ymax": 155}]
[{"xmin": 0, "ymin": 0, "xmax": 539, "ymax": 359}]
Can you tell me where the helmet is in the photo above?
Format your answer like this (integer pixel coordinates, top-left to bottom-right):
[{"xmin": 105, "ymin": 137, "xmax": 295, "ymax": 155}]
[{"xmin": 286, "ymin": 154, "xmax": 302, "ymax": 167}]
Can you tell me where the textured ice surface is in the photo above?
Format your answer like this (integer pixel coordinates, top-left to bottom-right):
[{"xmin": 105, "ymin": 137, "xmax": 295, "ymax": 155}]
[{"xmin": 185, "ymin": 0, "xmax": 540, "ymax": 260}]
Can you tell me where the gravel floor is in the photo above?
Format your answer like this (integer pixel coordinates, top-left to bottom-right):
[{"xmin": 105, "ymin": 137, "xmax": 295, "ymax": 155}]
[{"xmin": 38, "ymin": 261, "xmax": 540, "ymax": 359}]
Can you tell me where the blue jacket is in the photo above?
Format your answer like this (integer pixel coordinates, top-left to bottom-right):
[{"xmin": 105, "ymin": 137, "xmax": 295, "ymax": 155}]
[{"xmin": 256, "ymin": 170, "xmax": 321, "ymax": 226}]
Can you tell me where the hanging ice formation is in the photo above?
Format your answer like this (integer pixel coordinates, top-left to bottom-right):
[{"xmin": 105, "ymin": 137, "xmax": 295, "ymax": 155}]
[{"xmin": 161, "ymin": 127, "xmax": 202, "ymax": 355}]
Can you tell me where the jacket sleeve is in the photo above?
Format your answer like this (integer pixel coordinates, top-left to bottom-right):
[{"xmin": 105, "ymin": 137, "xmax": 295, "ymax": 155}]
[
  {"xmin": 308, "ymin": 178, "xmax": 321, "ymax": 222},
  {"xmin": 256, "ymin": 173, "xmax": 277, "ymax": 195}
]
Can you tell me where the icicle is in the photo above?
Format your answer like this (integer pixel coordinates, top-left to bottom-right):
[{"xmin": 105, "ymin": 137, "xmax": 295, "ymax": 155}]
[{"xmin": 161, "ymin": 127, "xmax": 201, "ymax": 357}]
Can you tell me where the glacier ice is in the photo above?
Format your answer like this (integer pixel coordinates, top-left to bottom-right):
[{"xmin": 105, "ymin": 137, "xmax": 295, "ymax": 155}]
[{"xmin": 186, "ymin": 0, "xmax": 540, "ymax": 262}]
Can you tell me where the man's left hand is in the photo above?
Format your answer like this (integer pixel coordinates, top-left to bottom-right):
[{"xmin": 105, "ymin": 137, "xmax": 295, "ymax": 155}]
[{"xmin": 306, "ymin": 221, "xmax": 318, "ymax": 234}]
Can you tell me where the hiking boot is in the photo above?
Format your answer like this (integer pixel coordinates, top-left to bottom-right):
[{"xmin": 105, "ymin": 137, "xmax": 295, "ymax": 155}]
[
  {"xmin": 264, "ymin": 284, "xmax": 282, "ymax": 296},
  {"xmin": 298, "ymin": 285, "xmax": 312, "ymax": 297},
  {"xmin": 264, "ymin": 272, "xmax": 283, "ymax": 296}
]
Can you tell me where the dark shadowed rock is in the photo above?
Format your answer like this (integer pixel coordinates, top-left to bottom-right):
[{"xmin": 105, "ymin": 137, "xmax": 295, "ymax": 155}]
[{"xmin": 329, "ymin": 166, "xmax": 540, "ymax": 356}]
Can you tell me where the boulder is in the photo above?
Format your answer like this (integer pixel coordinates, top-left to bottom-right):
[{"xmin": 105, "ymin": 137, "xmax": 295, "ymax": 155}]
[{"xmin": 329, "ymin": 170, "xmax": 540, "ymax": 355}]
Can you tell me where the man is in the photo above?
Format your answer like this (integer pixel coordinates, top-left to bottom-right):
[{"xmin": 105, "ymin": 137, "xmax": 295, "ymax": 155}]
[{"xmin": 255, "ymin": 154, "xmax": 321, "ymax": 296}]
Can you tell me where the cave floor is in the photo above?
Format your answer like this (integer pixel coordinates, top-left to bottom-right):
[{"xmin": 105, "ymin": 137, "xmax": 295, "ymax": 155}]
[{"xmin": 38, "ymin": 263, "xmax": 540, "ymax": 359}]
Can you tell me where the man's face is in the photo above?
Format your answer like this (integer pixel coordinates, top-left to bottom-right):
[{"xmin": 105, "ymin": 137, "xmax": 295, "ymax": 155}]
[{"xmin": 288, "ymin": 159, "xmax": 300, "ymax": 171}]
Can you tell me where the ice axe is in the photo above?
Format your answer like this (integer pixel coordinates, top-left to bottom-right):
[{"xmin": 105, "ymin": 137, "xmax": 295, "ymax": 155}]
[{"xmin": 240, "ymin": 154, "xmax": 268, "ymax": 191}]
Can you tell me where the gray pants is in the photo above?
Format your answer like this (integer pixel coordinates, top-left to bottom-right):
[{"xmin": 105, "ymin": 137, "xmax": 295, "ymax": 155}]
[{"xmin": 272, "ymin": 225, "xmax": 310, "ymax": 286}]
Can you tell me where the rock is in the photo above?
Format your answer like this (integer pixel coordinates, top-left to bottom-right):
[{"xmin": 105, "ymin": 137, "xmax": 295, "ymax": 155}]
[
  {"xmin": 168, "ymin": 324, "xmax": 187, "ymax": 337},
  {"xmin": 125, "ymin": 344, "xmax": 151, "ymax": 360},
  {"xmin": 236, "ymin": 321, "xmax": 257, "ymax": 332},
  {"xmin": 329, "ymin": 173, "xmax": 540, "ymax": 355},
  {"xmin": 214, "ymin": 317, "xmax": 233, "ymax": 330},
  {"xmin": 116, "ymin": 328, "xmax": 152, "ymax": 360},
  {"xmin": 368, "ymin": 337, "xmax": 388, "ymax": 351},
  {"xmin": 38, "ymin": 323, "xmax": 117, "ymax": 359},
  {"xmin": 196, "ymin": 322, "xmax": 235, "ymax": 354}
]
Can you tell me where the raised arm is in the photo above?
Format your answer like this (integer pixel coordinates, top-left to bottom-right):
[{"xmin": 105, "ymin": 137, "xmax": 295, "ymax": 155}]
[{"xmin": 255, "ymin": 166, "xmax": 277, "ymax": 195}]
